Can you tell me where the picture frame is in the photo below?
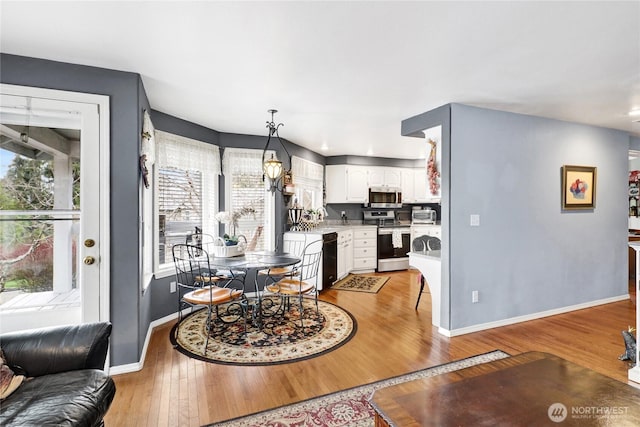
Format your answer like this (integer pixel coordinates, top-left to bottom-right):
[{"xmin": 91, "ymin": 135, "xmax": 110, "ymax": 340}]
[{"xmin": 561, "ymin": 165, "xmax": 596, "ymax": 210}]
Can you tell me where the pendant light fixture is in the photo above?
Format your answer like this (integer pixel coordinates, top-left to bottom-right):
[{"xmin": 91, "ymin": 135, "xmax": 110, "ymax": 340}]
[{"xmin": 262, "ymin": 109, "xmax": 293, "ymax": 195}]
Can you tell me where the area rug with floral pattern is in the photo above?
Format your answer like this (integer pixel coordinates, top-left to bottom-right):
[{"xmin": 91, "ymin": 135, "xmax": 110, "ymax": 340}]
[
  {"xmin": 207, "ymin": 350, "xmax": 509, "ymax": 426},
  {"xmin": 170, "ymin": 298, "xmax": 357, "ymax": 365},
  {"xmin": 331, "ymin": 274, "xmax": 390, "ymax": 293}
]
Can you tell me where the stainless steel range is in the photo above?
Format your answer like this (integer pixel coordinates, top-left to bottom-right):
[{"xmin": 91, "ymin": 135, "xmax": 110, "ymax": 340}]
[{"xmin": 363, "ymin": 210, "xmax": 411, "ymax": 272}]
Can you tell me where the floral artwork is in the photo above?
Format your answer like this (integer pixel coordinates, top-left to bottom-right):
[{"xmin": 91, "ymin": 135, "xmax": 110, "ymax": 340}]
[
  {"xmin": 569, "ymin": 179, "xmax": 588, "ymax": 199},
  {"xmin": 562, "ymin": 165, "xmax": 596, "ymax": 210},
  {"xmin": 427, "ymin": 139, "xmax": 440, "ymax": 195}
]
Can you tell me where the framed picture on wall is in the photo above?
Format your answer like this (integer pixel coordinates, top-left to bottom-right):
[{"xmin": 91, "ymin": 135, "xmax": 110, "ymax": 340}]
[{"xmin": 561, "ymin": 165, "xmax": 597, "ymax": 210}]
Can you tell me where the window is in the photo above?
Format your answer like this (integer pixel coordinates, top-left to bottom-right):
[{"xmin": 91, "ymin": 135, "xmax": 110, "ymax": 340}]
[
  {"xmin": 154, "ymin": 130, "xmax": 220, "ymax": 275},
  {"xmin": 291, "ymin": 156, "xmax": 324, "ymax": 210},
  {"xmin": 222, "ymin": 148, "xmax": 274, "ymax": 251}
]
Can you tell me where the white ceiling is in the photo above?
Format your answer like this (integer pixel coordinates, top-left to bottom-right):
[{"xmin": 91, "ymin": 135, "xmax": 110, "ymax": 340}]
[{"xmin": 1, "ymin": 1, "xmax": 639, "ymax": 159}]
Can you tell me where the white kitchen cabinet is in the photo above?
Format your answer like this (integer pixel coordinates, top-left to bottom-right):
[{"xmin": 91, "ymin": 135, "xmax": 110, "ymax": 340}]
[
  {"xmin": 368, "ymin": 167, "xmax": 402, "ymax": 188},
  {"xmin": 401, "ymin": 169, "xmax": 415, "ymax": 203},
  {"xmin": 325, "ymin": 165, "xmax": 369, "ymax": 204},
  {"xmin": 352, "ymin": 226, "xmax": 377, "ymax": 272},
  {"xmin": 413, "ymin": 168, "xmax": 429, "ymax": 202}
]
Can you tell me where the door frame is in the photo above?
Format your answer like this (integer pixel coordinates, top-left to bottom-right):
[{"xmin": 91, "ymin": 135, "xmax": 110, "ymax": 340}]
[{"xmin": 0, "ymin": 83, "xmax": 110, "ymax": 325}]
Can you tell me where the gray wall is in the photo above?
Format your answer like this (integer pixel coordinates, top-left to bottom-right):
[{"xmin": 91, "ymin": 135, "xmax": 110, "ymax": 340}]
[
  {"xmin": 0, "ymin": 53, "xmax": 145, "ymax": 365},
  {"xmin": 631, "ymin": 136, "xmax": 640, "ymax": 151},
  {"xmin": 447, "ymin": 104, "xmax": 628, "ymax": 330}
]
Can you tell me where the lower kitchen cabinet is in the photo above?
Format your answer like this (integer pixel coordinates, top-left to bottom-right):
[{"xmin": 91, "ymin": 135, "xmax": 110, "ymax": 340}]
[{"xmin": 352, "ymin": 227, "xmax": 377, "ymax": 273}]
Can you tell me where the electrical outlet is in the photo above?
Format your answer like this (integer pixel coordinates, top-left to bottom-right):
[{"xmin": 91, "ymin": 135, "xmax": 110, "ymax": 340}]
[
  {"xmin": 170, "ymin": 281, "xmax": 177, "ymax": 293},
  {"xmin": 341, "ymin": 211, "xmax": 346, "ymax": 217},
  {"xmin": 470, "ymin": 214, "xmax": 480, "ymax": 227},
  {"xmin": 472, "ymin": 290, "xmax": 479, "ymax": 303}
]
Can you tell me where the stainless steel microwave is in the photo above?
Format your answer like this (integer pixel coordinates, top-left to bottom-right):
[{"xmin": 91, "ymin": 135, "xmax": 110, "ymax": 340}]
[{"xmin": 368, "ymin": 186, "xmax": 402, "ymax": 208}]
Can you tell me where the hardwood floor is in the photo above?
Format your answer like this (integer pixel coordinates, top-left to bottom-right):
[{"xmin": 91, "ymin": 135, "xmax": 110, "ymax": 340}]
[{"xmin": 105, "ymin": 270, "xmax": 638, "ymax": 426}]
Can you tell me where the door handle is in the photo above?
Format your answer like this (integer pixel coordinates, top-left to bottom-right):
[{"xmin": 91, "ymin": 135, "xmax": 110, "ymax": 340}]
[{"xmin": 83, "ymin": 256, "xmax": 96, "ymax": 265}]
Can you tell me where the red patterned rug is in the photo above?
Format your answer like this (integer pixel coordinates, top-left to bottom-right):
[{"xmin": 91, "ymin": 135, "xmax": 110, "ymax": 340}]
[{"xmin": 208, "ymin": 350, "xmax": 509, "ymax": 426}]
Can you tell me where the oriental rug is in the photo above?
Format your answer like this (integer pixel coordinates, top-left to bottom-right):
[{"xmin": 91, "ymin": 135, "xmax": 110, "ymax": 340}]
[
  {"xmin": 331, "ymin": 274, "xmax": 389, "ymax": 293},
  {"xmin": 170, "ymin": 298, "xmax": 356, "ymax": 366},
  {"xmin": 208, "ymin": 350, "xmax": 510, "ymax": 426}
]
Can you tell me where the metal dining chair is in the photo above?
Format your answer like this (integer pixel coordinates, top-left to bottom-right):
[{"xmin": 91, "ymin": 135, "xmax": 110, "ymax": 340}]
[
  {"xmin": 263, "ymin": 239, "xmax": 323, "ymax": 328},
  {"xmin": 172, "ymin": 244, "xmax": 248, "ymax": 352},
  {"xmin": 186, "ymin": 232, "xmax": 246, "ymax": 283},
  {"xmin": 258, "ymin": 235, "xmax": 307, "ymax": 283}
]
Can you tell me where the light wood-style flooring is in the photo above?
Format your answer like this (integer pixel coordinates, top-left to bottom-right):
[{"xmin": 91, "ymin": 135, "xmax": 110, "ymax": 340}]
[{"xmin": 105, "ymin": 270, "xmax": 637, "ymax": 426}]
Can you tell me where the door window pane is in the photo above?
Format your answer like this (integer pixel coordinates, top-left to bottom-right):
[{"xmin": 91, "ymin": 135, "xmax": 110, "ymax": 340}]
[{"xmin": 0, "ymin": 131, "xmax": 80, "ymax": 309}]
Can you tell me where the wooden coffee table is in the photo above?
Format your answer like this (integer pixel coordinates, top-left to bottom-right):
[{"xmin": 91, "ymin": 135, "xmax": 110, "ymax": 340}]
[{"xmin": 370, "ymin": 351, "xmax": 640, "ymax": 426}]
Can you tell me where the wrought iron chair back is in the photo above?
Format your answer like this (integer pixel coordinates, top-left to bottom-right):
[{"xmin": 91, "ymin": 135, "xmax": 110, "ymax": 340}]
[
  {"xmin": 172, "ymin": 243, "xmax": 247, "ymax": 352},
  {"xmin": 296, "ymin": 239, "xmax": 323, "ymax": 284},
  {"xmin": 412, "ymin": 235, "xmax": 441, "ymax": 252},
  {"xmin": 264, "ymin": 239, "xmax": 323, "ymax": 328}
]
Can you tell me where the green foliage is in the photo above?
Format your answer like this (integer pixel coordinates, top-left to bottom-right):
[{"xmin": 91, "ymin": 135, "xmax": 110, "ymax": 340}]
[
  {"xmin": 0, "ymin": 152, "xmax": 77, "ymax": 293},
  {"xmin": 12, "ymin": 264, "xmax": 53, "ymax": 292}
]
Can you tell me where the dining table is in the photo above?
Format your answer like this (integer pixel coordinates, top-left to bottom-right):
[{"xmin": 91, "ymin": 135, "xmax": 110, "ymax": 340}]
[{"xmin": 208, "ymin": 250, "xmax": 301, "ymax": 327}]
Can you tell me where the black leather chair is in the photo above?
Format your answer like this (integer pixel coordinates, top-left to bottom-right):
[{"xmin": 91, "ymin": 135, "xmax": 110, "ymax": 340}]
[{"xmin": 0, "ymin": 322, "xmax": 116, "ymax": 427}]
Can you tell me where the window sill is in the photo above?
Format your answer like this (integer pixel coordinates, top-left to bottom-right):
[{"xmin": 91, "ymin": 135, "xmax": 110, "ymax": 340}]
[{"xmin": 154, "ymin": 265, "xmax": 175, "ymax": 280}]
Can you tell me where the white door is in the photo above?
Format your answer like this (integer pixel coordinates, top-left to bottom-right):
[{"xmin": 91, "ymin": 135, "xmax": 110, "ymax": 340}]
[{"xmin": 0, "ymin": 85, "xmax": 109, "ymax": 332}]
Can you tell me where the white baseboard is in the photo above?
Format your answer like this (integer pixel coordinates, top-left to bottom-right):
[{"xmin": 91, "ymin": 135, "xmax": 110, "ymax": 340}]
[
  {"xmin": 109, "ymin": 293, "xmax": 262, "ymax": 375},
  {"xmin": 109, "ymin": 310, "xmax": 181, "ymax": 375},
  {"xmin": 438, "ymin": 294, "xmax": 630, "ymax": 337}
]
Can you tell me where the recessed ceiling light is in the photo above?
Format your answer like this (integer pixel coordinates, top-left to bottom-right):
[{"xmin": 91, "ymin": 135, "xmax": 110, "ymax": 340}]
[
  {"xmin": 629, "ymin": 109, "xmax": 640, "ymax": 117},
  {"xmin": 320, "ymin": 143, "xmax": 329, "ymax": 151}
]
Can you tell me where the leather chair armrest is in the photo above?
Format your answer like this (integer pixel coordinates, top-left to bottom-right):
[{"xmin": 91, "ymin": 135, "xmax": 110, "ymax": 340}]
[{"xmin": 0, "ymin": 322, "xmax": 112, "ymax": 377}]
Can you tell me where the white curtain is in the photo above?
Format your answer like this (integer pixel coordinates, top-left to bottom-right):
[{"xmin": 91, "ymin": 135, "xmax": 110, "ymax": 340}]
[
  {"xmin": 156, "ymin": 130, "xmax": 221, "ymax": 175},
  {"xmin": 222, "ymin": 147, "xmax": 273, "ymax": 175},
  {"xmin": 155, "ymin": 130, "xmax": 221, "ymax": 240},
  {"xmin": 292, "ymin": 156, "xmax": 324, "ymax": 182},
  {"xmin": 291, "ymin": 156, "xmax": 324, "ymax": 209}
]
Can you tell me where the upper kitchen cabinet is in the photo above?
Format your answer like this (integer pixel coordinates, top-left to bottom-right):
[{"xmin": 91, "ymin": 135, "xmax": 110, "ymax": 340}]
[
  {"xmin": 326, "ymin": 165, "xmax": 369, "ymax": 203},
  {"xmin": 401, "ymin": 169, "xmax": 415, "ymax": 202},
  {"xmin": 368, "ymin": 167, "xmax": 402, "ymax": 188},
  {"xmin": 414, "ymin": 167, "xmax": 430, "ymax": 202}
]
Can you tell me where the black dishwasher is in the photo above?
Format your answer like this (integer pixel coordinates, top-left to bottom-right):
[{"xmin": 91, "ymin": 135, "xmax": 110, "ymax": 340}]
[{"xmin": 322, "ymin": 232, "xmax": 338, "ymax": 288}]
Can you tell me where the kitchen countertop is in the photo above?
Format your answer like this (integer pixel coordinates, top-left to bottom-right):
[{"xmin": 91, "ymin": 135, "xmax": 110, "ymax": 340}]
[
  {"xmin": 409, "ymin": 250, "xmax": 441, "ymax": 259},
  {"xmin": 285, "ymin": 221, "xmax": 442, "ymax": 235},
  {"xmin": 285, "ymin": 224, "xmax": 378, "ymax": 234}
]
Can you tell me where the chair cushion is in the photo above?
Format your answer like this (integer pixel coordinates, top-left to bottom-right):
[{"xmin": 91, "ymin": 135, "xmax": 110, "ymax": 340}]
[
  {"xmin": 265, "ymin": 278, "xmax": 314, "ymax": 296},
  {"xmin": 183, "ymin": 285, "xmax": 243, "ymax": 305},
  {"xmin": 0, "ymin": 369, "xmax": 115, "ymax": 427}
]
